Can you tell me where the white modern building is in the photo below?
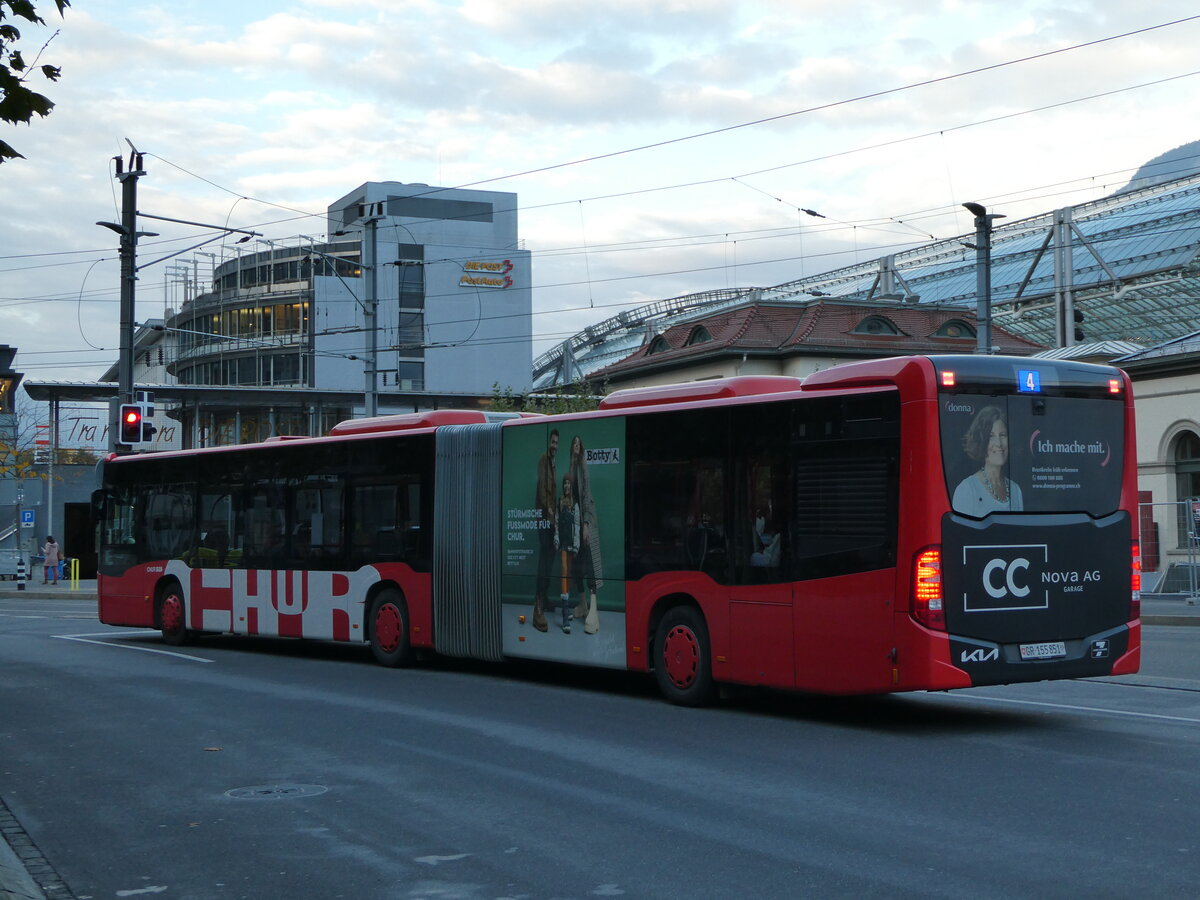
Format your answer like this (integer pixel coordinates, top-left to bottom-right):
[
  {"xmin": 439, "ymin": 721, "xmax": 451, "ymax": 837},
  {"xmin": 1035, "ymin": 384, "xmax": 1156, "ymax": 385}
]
[{"xmin": 139, "ymin": 181, "xmax": 532, "ymax": 445}]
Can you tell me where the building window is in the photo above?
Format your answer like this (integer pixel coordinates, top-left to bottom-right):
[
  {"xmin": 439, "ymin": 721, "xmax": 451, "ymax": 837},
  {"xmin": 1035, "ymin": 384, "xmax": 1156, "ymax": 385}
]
[
  {"xmin": 397, "ymin": 362, "xmax": 424, "ymax": 390},
  {"xmin": 1174, "ymin": 430, "xmax": 1200, "ymax": 547},
  {"xmin": 686, "ymin": 326, "xmax": 713, "ymax": 346},
  {"xmin": 934, "ymin": 319, "xmax": 976, "ymax": 339},
  {"xmin": 646, "ymin": 336, "xmax": 670, "ymax": 355},
  {"xmin": 852, "ymin": 316, "xmax": 902, "ymax": 336},
  {"xmin": 398, "ymin": 263, "xmax": 425, "ymax": 310}
]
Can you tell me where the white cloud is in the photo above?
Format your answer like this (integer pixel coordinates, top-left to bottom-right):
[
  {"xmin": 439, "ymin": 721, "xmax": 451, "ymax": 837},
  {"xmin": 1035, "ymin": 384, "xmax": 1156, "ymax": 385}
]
[{"xmin": 2, "ymin": 0, "xmax": 1199, "ymax": 377}]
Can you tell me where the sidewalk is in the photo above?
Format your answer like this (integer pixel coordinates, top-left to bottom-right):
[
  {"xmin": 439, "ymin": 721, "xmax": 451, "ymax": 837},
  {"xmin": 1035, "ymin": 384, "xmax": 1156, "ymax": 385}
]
[
  {"xmin": 0, "ymin": 805, "xmax": 43, "ymax": 900},
  {"xmin": 0, "ymin": 579, "xmax": 97, "ymax": 600},
  {"xmin": 1140, "ymin": 593, "xmax": 1200, "ymax": 626}
]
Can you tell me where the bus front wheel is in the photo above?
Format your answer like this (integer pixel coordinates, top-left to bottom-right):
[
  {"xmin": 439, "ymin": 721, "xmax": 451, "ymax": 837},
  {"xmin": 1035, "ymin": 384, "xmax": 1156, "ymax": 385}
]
[
  {"xmin": 369, "ymin": 589, "xmax": 413, "ymax": 667},
  {"xmin": 158, "ymin": 582, "xmax": 193, "ymax": 647},
  {"xmin": 654, "ymin": 606, "xmax": 716, "ymax": 707}
]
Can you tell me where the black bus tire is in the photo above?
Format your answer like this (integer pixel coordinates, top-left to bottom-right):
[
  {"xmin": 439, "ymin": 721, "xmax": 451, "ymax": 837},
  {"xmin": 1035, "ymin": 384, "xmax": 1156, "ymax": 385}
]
[
  {"xmin": 369, "ymin": 589, "xmax": 413, "ymax": 667},
  {"xmin": 158, "ymin": 581, "xmax": 193, "ymax": 647},
  {"xmin": 653, "ymin": 605, "xmax": 716, "ymax": 707}
]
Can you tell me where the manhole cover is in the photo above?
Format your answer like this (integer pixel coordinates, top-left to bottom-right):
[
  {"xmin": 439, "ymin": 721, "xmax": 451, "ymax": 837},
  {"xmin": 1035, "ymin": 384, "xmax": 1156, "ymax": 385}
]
[{"xmin": 225, "ymin": 784, "xmax": 328, "ymax": 800}]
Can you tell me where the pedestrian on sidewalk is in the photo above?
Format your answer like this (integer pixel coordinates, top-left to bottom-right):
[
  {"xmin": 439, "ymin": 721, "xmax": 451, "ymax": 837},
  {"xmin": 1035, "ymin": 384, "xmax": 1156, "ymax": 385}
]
[{"xmin": 41, "ymin": 536, "xmax": 60, "ymax": 585}]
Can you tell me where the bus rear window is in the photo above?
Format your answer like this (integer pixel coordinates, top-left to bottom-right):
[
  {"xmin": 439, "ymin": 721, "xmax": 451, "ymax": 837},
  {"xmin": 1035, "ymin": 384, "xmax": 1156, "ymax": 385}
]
[{"xmin": 940, "ymin": 392, "xmax": 1123, "ymax": 518}]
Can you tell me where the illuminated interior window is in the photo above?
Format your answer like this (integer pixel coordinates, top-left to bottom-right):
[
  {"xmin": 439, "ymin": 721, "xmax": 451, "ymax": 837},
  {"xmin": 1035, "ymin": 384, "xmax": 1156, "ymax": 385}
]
[{"xmin": 934, "ymin": 319, "xmax": 976, "ymax": 339}]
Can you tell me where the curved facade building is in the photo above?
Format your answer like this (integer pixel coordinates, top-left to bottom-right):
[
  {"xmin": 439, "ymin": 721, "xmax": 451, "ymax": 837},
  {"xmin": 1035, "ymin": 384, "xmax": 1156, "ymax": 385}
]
[{"xmin": 163, "ymin": 182, "xmax": 533, "ymax": 444}]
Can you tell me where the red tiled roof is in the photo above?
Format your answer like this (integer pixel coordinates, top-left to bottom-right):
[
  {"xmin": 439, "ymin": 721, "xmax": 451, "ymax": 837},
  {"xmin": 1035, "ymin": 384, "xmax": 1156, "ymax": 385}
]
[{"xmin": 595, "ymin": 300, "xmax": 1045, "ymax": 379}]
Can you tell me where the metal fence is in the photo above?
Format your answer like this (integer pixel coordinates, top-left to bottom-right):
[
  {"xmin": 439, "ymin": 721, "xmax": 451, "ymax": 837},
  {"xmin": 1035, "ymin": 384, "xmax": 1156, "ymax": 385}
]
[{"xmin": 1138, "ymin": 499, "xmax": 1200, "ymax": 600}]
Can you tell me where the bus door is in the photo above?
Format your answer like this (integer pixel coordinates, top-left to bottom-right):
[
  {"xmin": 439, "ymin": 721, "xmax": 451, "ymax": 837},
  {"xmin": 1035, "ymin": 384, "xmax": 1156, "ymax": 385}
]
[
  {"xmin": 781, "ymin": 391, "xmax": 900, "ymax": 694},
  {"xmin": 94, "ymin": 483, "xmax": 151, "ymax": 624}
]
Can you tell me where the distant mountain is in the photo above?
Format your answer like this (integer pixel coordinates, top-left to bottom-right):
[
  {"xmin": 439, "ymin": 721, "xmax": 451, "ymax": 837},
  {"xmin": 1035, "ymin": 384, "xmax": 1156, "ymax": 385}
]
[{"xmin": 1115, "ymin": 140, "xmax": 1200, "ymax": 194}]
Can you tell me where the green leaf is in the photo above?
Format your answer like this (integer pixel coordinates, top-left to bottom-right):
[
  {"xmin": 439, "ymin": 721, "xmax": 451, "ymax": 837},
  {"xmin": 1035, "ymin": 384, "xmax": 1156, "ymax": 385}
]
[
  {"xmin": 0, "ymin": 138, "xmax": 24, "ymax": 162},
  {"xmin": 6, "ymin": 2, "xmax": 46, "ymax": 27}
]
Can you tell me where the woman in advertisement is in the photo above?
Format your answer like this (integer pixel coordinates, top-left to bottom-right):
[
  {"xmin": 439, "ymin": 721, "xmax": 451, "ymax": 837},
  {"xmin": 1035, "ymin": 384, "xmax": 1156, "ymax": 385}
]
[
  {"xmin": 568, "ymin": 435, "xmax": 602, "ymax": 634},
  {"xmin": 953, "ymin": 404, "xmax": 1024, "ymax": 516}
]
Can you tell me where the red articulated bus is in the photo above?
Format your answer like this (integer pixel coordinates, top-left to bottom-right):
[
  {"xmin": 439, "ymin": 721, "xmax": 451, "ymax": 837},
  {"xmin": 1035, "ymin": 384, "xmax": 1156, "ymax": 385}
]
[{"xmin": 94, "ymin": 354, "xmax": 1140, "ymax": 704}]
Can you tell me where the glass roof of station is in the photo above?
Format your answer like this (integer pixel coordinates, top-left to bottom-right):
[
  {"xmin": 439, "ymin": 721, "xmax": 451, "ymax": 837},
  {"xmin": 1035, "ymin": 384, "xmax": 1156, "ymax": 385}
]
[{"xmin": 534, "ymin": 171, "xmax": 1200, "ymax": 388}]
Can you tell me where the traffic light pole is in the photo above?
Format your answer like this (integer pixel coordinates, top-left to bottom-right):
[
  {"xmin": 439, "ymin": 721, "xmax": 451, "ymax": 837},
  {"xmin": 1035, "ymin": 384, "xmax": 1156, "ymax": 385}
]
[
  {"xmin": 117, "ymin": 155, "xmax": 144, "ymax": 408},
  {"xmin": 106, "ymin": 149, "xmax": 146, "ymax": 453},
  {"xmin": 100, "ymin": 145, "xmax": 260, "ymax": 452}
]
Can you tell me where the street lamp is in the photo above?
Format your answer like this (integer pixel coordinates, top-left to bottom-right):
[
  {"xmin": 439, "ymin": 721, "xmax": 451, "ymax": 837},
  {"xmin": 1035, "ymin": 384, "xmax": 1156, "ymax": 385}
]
[
  {"xmin": 333, "ymin": 206, "xmax": 385, "ymax": 417},
  {"xmin": 962, "ymin": 202, "xmax": 1006, "ymax": 354}
]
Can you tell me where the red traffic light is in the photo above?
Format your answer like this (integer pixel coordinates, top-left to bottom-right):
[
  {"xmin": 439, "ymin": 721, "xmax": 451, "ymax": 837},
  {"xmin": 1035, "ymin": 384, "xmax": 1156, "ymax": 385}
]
[{"xmin": 119, "ymin": 404, "xmax": 143, "ymax": 444}]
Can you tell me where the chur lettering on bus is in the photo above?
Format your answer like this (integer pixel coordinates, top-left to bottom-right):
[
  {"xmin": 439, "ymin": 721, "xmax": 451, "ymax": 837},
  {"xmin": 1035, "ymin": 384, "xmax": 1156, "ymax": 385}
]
[{"xmin": 166, "ymin": 561, "xmax": 380, "ymax": 642}]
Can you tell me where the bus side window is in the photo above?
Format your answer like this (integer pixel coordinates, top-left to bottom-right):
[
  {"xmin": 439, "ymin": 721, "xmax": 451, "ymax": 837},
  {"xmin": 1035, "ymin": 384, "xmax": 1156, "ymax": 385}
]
[
  {"xmin": 627, "ymin": 408, "xmax": 728, "ymax": 579},
  {"xmin": 291, "ymin": 476, "xmax": 343, "ymax": 563},
  {"xmin": 243, "ymin": 485, "xmax": 286, "ymax": 568},
  {"xmin": 791, "ymin": 394, "xmax": 900, "ymax": 580},
  {"xmin": 143, "ymin": 487, "xmax": 194, "ymax": 561},
  {"xmin": 351, "ymin": 483, "xmax": 400, "ymax": 561},
  {"xmin": 731, "ymin": 404, "xmax": 789, "ymax": 585},
  {"xmin": 194, "ymin": 491, "xmax": 241, "ymax": 568}
]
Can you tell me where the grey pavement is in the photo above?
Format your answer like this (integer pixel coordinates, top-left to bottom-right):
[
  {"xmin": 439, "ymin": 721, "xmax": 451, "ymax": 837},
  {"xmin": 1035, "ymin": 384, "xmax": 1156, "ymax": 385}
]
[
  {"xmin": 0, "ymin": 580, "xmax": 1197, "ymax": 898},
  {"xmin": 0, "ymin": 807, "xmax": 43, "ymax": 900},
  {"xmin": 0, "ymin": 579, "xmax": 96, "ymax": 600}
]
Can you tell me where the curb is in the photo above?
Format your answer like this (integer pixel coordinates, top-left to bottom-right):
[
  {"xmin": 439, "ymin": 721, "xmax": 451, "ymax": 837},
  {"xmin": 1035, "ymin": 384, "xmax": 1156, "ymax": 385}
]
[
  {"xmin": 0, "ymin": 814, "xmax": 45, "ymax": 900},
  {"xmin": 1142, "ymin": 615, "xmax": 1200, "ymax": 627}
]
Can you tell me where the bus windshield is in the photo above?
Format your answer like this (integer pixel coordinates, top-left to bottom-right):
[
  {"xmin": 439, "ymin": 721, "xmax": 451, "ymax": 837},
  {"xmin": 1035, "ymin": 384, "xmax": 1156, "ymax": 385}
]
[{"xmin": 939, "ymin": 390, "xmax": 1125, "ymax": 519}]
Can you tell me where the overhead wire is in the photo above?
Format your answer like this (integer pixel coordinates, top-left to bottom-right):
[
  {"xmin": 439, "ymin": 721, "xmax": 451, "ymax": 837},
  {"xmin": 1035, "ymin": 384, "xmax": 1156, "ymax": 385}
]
[{"xmin": 6, "ymin": 16, "xmax": 1200, "ymax": 371}]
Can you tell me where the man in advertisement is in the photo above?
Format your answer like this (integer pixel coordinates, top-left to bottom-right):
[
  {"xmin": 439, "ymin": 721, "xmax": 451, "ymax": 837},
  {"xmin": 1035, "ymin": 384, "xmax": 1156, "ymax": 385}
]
[{"xmin": 531, "ymin": 429, "xmax": 559, "ymax": 632}]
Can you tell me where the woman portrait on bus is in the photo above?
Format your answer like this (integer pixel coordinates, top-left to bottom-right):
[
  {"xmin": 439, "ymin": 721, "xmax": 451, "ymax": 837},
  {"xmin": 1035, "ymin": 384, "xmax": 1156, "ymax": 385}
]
[
  {"xmin": 568, "ymin": 434, "xmax": 602, "ymax": 634},
  {"xmin": 953, "ymin": 404, "xmax": 1024, "ymax": 515}
]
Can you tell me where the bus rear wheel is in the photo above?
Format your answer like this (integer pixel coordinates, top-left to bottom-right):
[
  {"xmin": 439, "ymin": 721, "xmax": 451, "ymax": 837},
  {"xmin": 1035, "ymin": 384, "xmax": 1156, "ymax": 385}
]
[
  {"xmin": 654, "ymin": 605, "xmax": 716, "ymax": 707},
  {"xmin": 369, "ymin": 589, "xmax": 413, "ymax": 667},
  {"xmin": 158, "ymin": 582, "xmax": 193, "ymax": 647}
]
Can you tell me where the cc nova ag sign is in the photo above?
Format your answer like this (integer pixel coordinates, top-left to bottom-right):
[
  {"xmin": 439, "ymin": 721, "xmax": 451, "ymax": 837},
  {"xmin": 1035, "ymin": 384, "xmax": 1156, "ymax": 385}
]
[{"xmin": 459, "ymin": 259, "xmax": 514, "ymax": 289}]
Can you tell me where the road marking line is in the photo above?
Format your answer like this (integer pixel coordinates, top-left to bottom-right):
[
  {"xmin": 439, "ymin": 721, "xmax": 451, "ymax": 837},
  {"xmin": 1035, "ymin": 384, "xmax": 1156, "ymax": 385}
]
[
  {"xmin": 51, "ymin": 632, "xmax": 213, "ymax": 663},
  {"xmin": 939, "ymin": 692, "xmax": 1200, "ymax": 725}
]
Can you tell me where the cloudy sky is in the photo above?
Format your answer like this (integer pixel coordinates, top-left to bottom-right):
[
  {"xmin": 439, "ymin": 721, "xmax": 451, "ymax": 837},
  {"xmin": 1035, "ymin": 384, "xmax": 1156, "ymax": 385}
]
[{"xmin": 2, "ymin": 0, "xmax": 1198, "ymax": 387}]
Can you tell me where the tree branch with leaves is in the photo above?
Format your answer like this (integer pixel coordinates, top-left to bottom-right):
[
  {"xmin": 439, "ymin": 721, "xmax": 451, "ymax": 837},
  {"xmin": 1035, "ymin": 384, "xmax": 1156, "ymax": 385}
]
[
  {"xmin": 0, "ymin": 0, "xmax": 70, "ymax": 165},
  {"xmin": 490, "ymin": 379, "xmax": 607, "ymax": 416}
]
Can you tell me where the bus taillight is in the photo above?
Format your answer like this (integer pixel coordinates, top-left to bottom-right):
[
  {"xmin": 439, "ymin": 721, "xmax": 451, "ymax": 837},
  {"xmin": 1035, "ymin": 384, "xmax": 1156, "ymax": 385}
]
[
  {"xmin": 1131, "ymin": 540, "xmax": 1142, "ymax": 620},
  {"xmin": 913, "ymin": 547, "xmax": 945, "ymax": 630}
]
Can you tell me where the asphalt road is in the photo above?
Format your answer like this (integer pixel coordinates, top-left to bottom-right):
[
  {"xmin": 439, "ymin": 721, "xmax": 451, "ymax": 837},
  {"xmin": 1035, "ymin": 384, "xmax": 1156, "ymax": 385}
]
[{"xmin": 1, "ymin": 595, "xmax": 1198, "ymax": 899}]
